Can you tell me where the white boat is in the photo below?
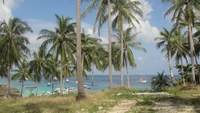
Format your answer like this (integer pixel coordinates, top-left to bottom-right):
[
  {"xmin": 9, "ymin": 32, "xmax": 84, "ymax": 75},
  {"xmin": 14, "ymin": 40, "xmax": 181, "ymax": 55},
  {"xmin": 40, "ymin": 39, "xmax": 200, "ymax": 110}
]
[
  {"xmin": 47, "ymin": 82, "xmax": 51, "ymax": 86},
  {"xmin": 54, "ymin": 77, "xmax": 58, "ymax": 81},
  {"xmin": 139, "ymin": 79, "xmax": 147, "ymax": 83},
  {"xmin": 139, "ymin": 73, "xmax": 147, "ymax": 83},
  {"xmin": 76, "ymin": 81, "xmax": 78, "ymax": 84},
  {"xmin": 66, "ymin": 79, "xmax": 69, "ymax": 82}
]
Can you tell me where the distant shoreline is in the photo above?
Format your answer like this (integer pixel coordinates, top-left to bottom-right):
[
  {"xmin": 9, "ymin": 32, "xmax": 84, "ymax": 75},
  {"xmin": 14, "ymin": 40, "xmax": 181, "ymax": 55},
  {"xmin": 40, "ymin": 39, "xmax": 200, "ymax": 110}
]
[{"xmin": 0, "ymin": 84, "xmax": 21, "ymax": 98}]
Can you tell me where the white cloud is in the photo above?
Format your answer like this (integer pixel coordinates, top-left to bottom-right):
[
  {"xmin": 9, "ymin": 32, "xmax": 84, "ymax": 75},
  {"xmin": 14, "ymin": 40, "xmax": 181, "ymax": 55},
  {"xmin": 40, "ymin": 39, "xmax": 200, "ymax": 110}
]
[
  {"xmin": 135, "ymin": 0, "xmax": 153, "ymax": 20},
  {"xmin": 0, "ymin": 0, "xmax": 23, "ymax": 21},
  {"xmin": 138, "ymin": 56, "xmax": 144, "ymax": 64},
  {"xmin": 136, "ymin": 20, "xmax": 160, "ymax": 43},
  {"xmin": 127, "ymin": 0, "xmax": 160, "ymax": 43}
]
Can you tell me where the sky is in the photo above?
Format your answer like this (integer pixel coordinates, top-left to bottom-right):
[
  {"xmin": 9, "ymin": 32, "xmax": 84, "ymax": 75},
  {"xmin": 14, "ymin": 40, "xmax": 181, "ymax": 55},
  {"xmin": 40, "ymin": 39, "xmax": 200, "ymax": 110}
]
[{"xmin": 0, "ymin": 0, "xmax": 180, "ymax": 75}]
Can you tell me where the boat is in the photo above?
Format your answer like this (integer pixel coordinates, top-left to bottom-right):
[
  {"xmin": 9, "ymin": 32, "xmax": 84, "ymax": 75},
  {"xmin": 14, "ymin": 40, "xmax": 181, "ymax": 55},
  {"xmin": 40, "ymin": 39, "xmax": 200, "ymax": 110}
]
[
  {"xmin": 139, "ymin": 73, "xmax": 147, "ymax": 83},
  {"xmin": 47, "ymin": 82, "xmax": 51, "ymax": 86},
  {"xmin": 54, "ymin": 77, "xmax": 58, "ymax": 81},
  {"xmin": 76, "ymin": 81, "xmax": 78, "ymax": 84},
  {"xmin": 139, "ymin": 79, "xmax": 147, "ymax": 83},
  {"xmin": 66, "ymin": 79, "xmax": 69, "ymax": 82}
]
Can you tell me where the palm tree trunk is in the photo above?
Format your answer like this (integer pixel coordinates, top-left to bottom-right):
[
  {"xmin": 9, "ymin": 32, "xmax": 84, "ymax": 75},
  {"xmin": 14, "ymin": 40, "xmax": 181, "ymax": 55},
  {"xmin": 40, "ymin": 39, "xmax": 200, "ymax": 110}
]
[
  {"xmin": 21, "ymin": 81, "xmax": 24, "ymax": 96},
  {"xmin": 194, "ymin": 55, "xmax": 200, "ymax": 82},
  {"xmin": 36, "ymin": 82, "xmax": 38, "ymax": 96},
  {"xmin": 168, "ymin": 49, "xmax": 178, "ymax": 86},
  {"xmin": 108, "ymin": 0, "xmax": 113, "ymax": 89},
  {"xmin": 125, "ymin": 56, "xmax": 130, "ymax": 88},
  {"xmin": 119, "ymin": 15, "xmax": 124, "ymax": 86},
  {"xmin": 92, "ymin": 63, "xmax": 94, "ymax": 91},
  {"xmin": 60, "ymin": 62, "xmax": 63, "ymax": 95},
  {"xmin": 188, "ymin": 23, "xmax": 196, "ymax": 83},
  {"xmin": 76, "ymin": 0, "xmax": 86, "ymax": 101},
  {"xmin": 6, "ymin": 43, "xmax": 10, "ymax": 98},
  {"xmin": 181, "ymin": 57, "xmax": 185, "ymax": 85},
  {"xmin": 52, "ymin": 75, "xmax": 54, "ymax": 94}
]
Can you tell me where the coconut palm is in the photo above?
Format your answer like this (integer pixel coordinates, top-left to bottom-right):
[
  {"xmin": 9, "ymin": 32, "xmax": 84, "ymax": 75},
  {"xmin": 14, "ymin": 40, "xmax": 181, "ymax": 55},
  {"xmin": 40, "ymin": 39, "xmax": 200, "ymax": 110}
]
[
  {"xmin": 155, "ymin": 27, "xmax": 179, "ymax": 86},
  {"xmin": 0, "ymin": 17, "xmax": 32, "ymax": 98},
  {"xmin": 171, "ymin": 29, "xmax": 189, "ymax": 85},
  {"xmin": 76, "ymin": 0, "xmax": 86, "ymax": 100},
  {"xmin": 11, "ymin": 60, "xmax": 30, "ymax": 96},
  {"xmin": 111, "ymin": 0, "xmax": 143, "ymax": 86},
  {"xmin": 151, "ymin": 71, "xmax": 170, "ymax": 91},
  {"xmin": 162, "ymin": 0, "xmax": 200, "ymax": 83},
  {"xmin": 28, "ymin": 47, "xmax": 55, "ymax": 96},
  {"xmin": 38, "ymin": 15, "xmax": 76, "ymax": 95},
  {"xmin": 82, "ymin": 0, "xmax": 114, "ymax": 88},
  {"xmin": 113, "ymin": 27, "xmax": 146, "ymax": 87}
]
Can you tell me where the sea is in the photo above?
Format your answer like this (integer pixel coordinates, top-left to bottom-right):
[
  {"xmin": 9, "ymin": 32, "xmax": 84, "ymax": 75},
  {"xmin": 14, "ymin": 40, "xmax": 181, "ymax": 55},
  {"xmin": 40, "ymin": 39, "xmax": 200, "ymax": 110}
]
[{"xmin": 0, "ymin": 75, "xmax": 181, "ymax": 97}]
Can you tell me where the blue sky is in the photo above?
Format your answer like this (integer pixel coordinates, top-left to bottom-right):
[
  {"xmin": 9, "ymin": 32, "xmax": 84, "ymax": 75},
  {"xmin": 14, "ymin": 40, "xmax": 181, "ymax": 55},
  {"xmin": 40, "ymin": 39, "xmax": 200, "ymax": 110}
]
[{"xmin": 0, "ymin": 0, "xmax": 180, "ymax": 75}]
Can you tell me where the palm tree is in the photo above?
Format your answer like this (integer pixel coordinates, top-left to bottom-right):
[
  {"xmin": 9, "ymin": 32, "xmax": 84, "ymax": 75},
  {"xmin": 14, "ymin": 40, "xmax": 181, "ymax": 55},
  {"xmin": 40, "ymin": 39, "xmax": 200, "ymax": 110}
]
[
  {"xmin": 171, "ymin": 29, "xmax": 189, "ymax": 85},
  {"xmin": 162, "ymin": 0, "xmax": 200, "ymax": 83},
  {"xmin": 11, "ymin": 60, "xmax": 30, "ymax": 96},
  {"xmin": 28, "ymin": 47, "xmax": 54, "ymax": 96},
  {"xmin": 151, "ymin": 71, "xmax": 170, "ymax": 91},
  {"xmin": 111, "ymin": 0, "xmax": 143, "ymax": 86},
  {"xmin": 0, "ymin": 17, "xmax": 32, "ymax": 98},
  {"xmin": 76, "ymin": 0, "xmax": 86, "ymax": 100},
  {"xmin": 155, "ymin": 27, "xmax": 179, "ymax": 86},
  {"xmin": 82, "ymin": 0, "xmax": 114, "ymax": 88},
  {"xmin": 113, "ymin": 27, "xmax": 146, "ymax": 87},
  {"xmin": 38, "ymin": 15, "xmax": 76, "ymax": 95}
]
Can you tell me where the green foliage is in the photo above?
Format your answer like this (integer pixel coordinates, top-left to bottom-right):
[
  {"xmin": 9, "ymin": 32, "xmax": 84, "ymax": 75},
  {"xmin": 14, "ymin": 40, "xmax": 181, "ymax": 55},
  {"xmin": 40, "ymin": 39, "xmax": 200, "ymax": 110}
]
[
  {"xmin": 151, "ymin": 71, "xmax": 171, "ymax": 91},
  {"xmin": 29, "ymin": 88, "xmax": 35, "ymax": 97},
  {"xmin": 175, "ymin": 64, "xmax": 200, "ymax": 83},
  {"xmin": 166, "ymin": 87, "xmax": 181, "ymax": 96}
]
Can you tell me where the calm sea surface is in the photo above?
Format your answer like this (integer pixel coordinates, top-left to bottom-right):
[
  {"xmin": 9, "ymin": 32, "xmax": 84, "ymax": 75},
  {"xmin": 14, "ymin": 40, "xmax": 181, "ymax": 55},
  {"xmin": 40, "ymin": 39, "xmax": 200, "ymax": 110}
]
[{"xmin": 0, "ymin": 75, "xmax": 181, "ymax": 96}]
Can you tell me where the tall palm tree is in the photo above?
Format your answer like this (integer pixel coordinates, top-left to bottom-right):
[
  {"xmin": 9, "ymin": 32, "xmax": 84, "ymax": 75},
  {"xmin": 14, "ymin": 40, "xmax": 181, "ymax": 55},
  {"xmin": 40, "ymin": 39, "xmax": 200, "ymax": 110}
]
[
  {"xmin": 162, "ymin": 0, "xmax": 200, "ymax": 83},
  {"xmin": 11, "ymin": 60, "xmax": 30, "ymax": 96},
  {"xmin": 0, "ymin": 17, "xmax": 32, "ymax": 98},
  {"xmin": 81, "ymin": 0, "xmax": 114, "ymax": 88},
  {"xmin": 111, "ymin": 0, "xmax": 143, "ymax": 86},
  {"xmin": 29, "ymin": 47, "xmax": 54, "ymax": 96},
  {"xmin": 171, "ymin": 29, "xmax": 189, "ymax": 85},
  {"xmin": 155, "ymin": 27, "xmax": 179, "ymax": 86},
  {"xmin": 38, "ymin": 15, "xmax": 76, "ymax": 95},
  {"xmin": 76, "ymin": 0, "xmax": 86, "ymax": 100},
  {"xmin": 113, "ymin": 27, "xmax": 146, "ymax": 87}
]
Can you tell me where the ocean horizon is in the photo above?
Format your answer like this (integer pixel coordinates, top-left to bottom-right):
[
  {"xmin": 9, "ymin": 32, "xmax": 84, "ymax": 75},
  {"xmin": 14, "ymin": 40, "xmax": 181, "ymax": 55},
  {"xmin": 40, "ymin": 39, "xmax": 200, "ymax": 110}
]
[{"xmin": 0, "ymin": 74, "xmax": 181, "ymax": 96}]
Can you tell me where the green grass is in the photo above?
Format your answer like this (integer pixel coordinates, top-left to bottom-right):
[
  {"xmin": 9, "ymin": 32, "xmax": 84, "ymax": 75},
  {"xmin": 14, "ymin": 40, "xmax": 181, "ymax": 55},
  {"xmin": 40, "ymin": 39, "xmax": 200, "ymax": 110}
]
[{"xmin": 0, "ymin": 85, "xmax": 200, "ymax": 113}]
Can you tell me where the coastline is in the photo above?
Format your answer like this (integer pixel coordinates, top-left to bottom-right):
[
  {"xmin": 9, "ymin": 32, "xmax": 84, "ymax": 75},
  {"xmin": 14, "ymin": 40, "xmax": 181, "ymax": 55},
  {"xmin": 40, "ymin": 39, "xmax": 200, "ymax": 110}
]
[{"xmin": 0, "ymin": 84, "xmax": 21, "ymax": 98}]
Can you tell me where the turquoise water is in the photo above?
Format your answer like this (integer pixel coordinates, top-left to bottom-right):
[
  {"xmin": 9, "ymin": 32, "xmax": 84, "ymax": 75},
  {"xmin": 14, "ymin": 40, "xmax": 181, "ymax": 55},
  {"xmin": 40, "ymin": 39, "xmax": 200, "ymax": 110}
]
[{"xmin": 0, "ymin": 75, "xmax": 180, "ymax": 97}]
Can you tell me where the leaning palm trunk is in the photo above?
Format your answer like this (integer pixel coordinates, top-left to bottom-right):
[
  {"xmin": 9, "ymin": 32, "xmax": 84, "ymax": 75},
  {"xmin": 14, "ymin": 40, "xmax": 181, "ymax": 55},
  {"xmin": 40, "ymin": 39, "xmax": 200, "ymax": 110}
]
[
  {"xmin": 108, "ymin": 0, "xmax": 114, "ymax": 89},
  {"xmin": 188, "ymin": 23, "xmax": 196, "ymax": 83},
  {"xmin": 76, "ymin": 0, "xmax": 86, "ymax": 100},
  {"xmin": 168, "ymin": 49, "xmax": 178, "ymax": 86}
]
